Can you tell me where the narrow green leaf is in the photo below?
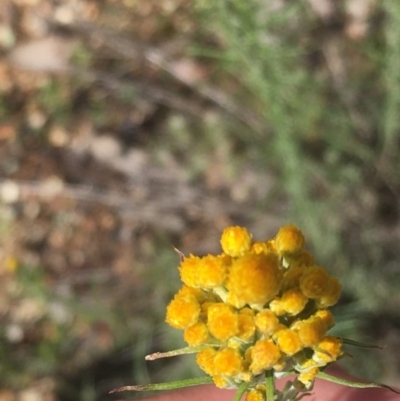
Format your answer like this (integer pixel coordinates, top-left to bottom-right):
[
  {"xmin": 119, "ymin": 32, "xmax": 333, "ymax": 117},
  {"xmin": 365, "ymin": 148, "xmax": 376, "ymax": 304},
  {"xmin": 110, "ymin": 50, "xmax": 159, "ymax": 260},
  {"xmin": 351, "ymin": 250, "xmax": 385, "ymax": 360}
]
[
  {"xmin": 109, "ymin": 377, "xmax": 213, "ymax": 393},
  {"xmin": 233, "ymin": 382, "xmax": 249, "ymax": 401},
  {"xmin": 145, "ymin": 345, "xmax": 215, "ymax": 360},
  {"xmin": 317, "ymin": 372, "xmax": 400, "ymax": 394},
  {"xmin": 341, "ymin": 337, "xmax": 383, "ymax": 349}
]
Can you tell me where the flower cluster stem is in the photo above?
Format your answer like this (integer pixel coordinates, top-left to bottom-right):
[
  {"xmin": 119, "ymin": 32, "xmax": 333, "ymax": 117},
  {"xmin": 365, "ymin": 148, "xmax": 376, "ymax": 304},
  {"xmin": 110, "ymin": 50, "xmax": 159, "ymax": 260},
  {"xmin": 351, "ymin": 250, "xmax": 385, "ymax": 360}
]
[
  {"xmin": 266, "ymin": 369, "xmax": 275, "ymax": 401},
  {"xmin": 233, "ymin": 382, "xmax": 249, "ymax": 401}
]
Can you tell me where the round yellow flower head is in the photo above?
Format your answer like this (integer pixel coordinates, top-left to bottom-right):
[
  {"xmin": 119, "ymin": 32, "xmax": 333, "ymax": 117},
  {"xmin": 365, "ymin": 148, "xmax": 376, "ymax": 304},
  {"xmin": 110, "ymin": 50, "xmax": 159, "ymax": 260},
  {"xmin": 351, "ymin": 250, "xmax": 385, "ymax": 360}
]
[
  {"xmin": 184, "ymin": 321, "xmax": 209, "ymax": 346},
  {"xmin": 163, "ymin": 224, "xmax": 344, "ymax": 398},
  {"xmin": 220, "ymin": 226, "xmax": 252, "ymax": 257},
  {"xmin": 207, "ymin": 303, "xmax": 239, "ymax": 341},
  {"xmin": 228, "ymin": 254, "xmax": 282, "ymax": 306},
  {"xmin": 249, "ymin": 339, "xmax": 281, "ymax": 375},
  {"xmin": 275, "ymin": 224, "xmax": 305, "ymax": 255},
  {"xmin": 214, "ymin": 347, "xmax": 244, "ymax": 377}
]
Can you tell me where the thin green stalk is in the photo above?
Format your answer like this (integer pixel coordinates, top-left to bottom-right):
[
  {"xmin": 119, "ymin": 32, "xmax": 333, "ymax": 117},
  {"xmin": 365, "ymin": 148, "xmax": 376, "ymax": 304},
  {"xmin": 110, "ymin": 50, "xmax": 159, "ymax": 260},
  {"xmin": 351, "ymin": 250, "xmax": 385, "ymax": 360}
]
[
  {"xmin": 265, "ymin": 370, "xmax": 275, "ymax": 401},
  {"xmin": 233, "ymin": 381, "xmax": 250, "ymax": 401},
  {"xmin": 109, "ymin": 377, "xmax": 213, "ymax": 393}
]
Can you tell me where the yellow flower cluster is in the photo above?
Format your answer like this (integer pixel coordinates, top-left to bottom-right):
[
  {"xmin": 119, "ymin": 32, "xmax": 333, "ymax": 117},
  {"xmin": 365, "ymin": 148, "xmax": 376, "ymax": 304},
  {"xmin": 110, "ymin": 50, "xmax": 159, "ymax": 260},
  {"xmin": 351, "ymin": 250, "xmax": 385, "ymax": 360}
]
[{"xmin": 165, "ymin": 225, "xmax": 343, "ymax": 391}]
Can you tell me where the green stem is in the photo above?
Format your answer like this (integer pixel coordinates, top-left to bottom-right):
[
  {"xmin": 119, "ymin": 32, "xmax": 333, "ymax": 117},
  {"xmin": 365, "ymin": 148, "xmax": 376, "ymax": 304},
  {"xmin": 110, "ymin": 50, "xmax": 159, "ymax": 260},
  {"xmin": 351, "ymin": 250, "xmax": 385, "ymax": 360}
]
[
  {"xmin": 265, "ymin": 369, "xmax": 275, "ymax": 401},
  {"xmin": 233, "ymin": 381, "xmax": 250, "ymax": 401}
]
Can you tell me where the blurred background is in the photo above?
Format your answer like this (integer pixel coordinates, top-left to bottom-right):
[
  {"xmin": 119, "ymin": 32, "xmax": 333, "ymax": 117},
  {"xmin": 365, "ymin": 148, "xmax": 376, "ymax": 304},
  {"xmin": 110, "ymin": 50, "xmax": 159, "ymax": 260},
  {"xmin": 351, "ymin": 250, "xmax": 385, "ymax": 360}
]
[{"xmin": 0, "ymin": 0, "xmax": 400, "ymax": 400}]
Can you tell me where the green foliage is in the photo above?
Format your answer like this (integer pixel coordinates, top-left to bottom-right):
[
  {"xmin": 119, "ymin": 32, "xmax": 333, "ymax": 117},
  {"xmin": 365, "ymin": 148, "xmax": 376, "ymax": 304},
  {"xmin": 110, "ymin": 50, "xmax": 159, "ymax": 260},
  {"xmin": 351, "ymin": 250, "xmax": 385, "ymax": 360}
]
[
  {"xmin": 192, "ymin": 0, "xmax": 400, "ymax": 305},
  {"xmin": 190, "ymin": 0, "xmax": 400, "ymax": 381}
]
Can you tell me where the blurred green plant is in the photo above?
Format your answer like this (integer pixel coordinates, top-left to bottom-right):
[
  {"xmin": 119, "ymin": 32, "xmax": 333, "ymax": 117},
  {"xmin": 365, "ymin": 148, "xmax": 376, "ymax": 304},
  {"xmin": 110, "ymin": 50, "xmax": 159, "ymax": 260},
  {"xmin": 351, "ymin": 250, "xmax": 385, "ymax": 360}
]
[{"xmin": 187, "ymin": 0, "xmax": 400, "ymax": 381}]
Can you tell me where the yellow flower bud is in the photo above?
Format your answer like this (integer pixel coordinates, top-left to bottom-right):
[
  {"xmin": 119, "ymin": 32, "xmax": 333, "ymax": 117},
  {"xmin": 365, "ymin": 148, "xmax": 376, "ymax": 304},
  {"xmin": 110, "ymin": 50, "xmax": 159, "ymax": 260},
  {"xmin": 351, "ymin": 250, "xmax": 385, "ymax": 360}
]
[
  {"xmin": 228, "ymin": 254, "xmax": 282, "ymax": 306},
  {"xmin": 313, "ymin": 336, "xmax": 343, "ymax": 364},
  {"xmin": 292, "ymin": 316, "xmax": 326, "ymax": 347},
  {"xmin": 298, "ymin": 366, "xmax": 319, "ymax": 388},
  {"xmin": 197, "ymin": 255, "xmax": 228, "ymax": 288},
  {"xmin": 165, "ymin": 296, "xmax": 200, "ymax": 329},
  {"xmin": 246, "ymin": 388, "xmax": 266, "ymax": 401},
  {"xmin": 299, "ymin": 266, "xmax": 331, "ymax": 299},
  {"xmin": 269, "ymin": 299, "xmax": 286, "ymax": 316},
  {"xmin": 212, "ymin": 375, "xmax": 230, "ymax": 389},
  {"xmin": 314, "ymin": 309, "xmax": 335, "ymax": 331},
  {"xmin": 275, "ymin": 329, "xmax": 303, "ymax": 356},
  {"xmin": 251, "ymin": 241, "xmax": 269, "ymax": 255},
  {"xmin": 275, "ymin": 224, "xmax": 305, "ymax": 254},
  {"xmin": 176, "ymin": 285, "xmax": 207, "ymax": 303},
  {"xmin": 184, "ymin": 322, "xmax": 209, "ymax": 346},
  {"xmin": 286, "ymin": 250, "xmax": 315, "ymax": 268},
  {"xmin": 207, "ymin": 303, "xmax": 239, "ymax": 341},
  {"xmin": 220, "ymin": 226, "xmax": 252, "ymax": 257},
  {"xmin": 179, "ymin": 255, "xmax": 201, "ymax": 288},
  {"xmin": 254, "ymin": 309, "xmax": 279, "ymax": 336},
  {"xmin": 196, "ymin": 347, "xmax": 217, "ymax": 375},
  {"xmin": 273, "ymin": 356, "xmax": 287, "ymax": 372},
  {"xmin": 251, "ymin": 240, "xmax": 276, "ymax": 255},
  {"xmin": 281, "ymin": 266, "xmax": 304, "ymax": 291},
  {"xmin": 280, "ymin": 289, "xmax": 309, "ymax": 316},
  {"xmin": 249, "ymin": 339, "xmax": 281, "ymax": 375},
  {"xmin": 237, "ymin": 309, "xmax": 256, "ymax": 341},
  {"xmin": 214, "ymin": 347, "xmax": 244, "ymax": 377},
  {"xmin": 316, "ymin": 277, "xmax": 342, "ymax": 308}
]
